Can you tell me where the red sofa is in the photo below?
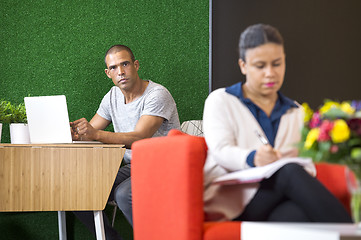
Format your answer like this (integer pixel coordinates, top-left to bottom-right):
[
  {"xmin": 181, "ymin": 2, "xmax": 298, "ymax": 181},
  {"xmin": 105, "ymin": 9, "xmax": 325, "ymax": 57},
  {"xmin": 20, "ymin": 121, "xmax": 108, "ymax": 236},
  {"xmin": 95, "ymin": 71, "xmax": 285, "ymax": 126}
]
[{"xmin": 131, "ymin": 129, "xmax": 352, "ymax": 240}]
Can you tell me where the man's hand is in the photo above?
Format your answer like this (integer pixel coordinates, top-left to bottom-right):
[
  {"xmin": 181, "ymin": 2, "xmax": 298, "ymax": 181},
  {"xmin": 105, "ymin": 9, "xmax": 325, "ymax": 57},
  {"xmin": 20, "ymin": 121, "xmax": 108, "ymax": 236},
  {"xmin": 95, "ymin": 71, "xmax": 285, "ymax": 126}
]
[
  {"xmin": 254, "ymin": 145, "xmax": 282, "ymax": 167},
  {"xmin": 70, "ymin": 118, "xmax": 97, "ymax": 141}
]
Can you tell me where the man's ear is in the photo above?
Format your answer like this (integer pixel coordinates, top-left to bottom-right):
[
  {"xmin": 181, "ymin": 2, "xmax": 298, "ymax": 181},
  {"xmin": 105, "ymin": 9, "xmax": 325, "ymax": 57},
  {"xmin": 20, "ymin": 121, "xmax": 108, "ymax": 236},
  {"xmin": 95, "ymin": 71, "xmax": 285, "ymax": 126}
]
[
  {"xmin": 104, "ymin": 68, "xmax": 111, "ymax": 78},
  {"xmin": 134, "ymin": 60, "xmax": 140, "ymax": 71},
  {"xmin": 238, "ymin": 59, "xmax": 247, "ymax": 75}
]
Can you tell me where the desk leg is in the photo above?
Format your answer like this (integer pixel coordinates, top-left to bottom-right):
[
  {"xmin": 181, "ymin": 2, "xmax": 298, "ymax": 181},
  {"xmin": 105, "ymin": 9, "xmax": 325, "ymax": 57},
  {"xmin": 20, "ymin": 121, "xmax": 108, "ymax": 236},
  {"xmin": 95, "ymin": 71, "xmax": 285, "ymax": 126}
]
[
  {"xmin": 57, "ymin": 211, "xmax": 67, "ymax": 240},
  {"xmin": 94, "ymin": 210, "xmax": 106, "ymax": 240}
]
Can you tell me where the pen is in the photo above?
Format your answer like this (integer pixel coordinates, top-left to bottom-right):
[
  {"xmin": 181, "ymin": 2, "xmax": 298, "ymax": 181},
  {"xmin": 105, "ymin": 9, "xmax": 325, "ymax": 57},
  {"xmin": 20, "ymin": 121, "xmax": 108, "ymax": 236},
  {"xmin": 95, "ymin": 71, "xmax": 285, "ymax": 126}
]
[{"xmin": 254, "ymin": 130, "xmax": 269, "ymax": 145}]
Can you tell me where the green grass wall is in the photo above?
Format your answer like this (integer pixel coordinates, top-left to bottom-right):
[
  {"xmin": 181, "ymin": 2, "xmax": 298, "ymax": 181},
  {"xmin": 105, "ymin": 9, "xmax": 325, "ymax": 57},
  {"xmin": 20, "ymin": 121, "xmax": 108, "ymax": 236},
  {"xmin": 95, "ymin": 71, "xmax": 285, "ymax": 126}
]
[
  {"xmin": 0, "ymin": 0, "xmax": 209, "ymax": 143},
  {"xmin": 0, "ymin": 0, "xmax": 209, "ymax": 239}
]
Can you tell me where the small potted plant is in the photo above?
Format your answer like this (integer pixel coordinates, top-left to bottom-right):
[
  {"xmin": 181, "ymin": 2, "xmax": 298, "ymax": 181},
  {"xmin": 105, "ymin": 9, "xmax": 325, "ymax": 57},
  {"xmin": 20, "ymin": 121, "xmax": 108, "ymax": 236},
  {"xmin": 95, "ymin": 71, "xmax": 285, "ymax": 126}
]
[{"xmin": 0, "ymin": 100, "xmax": 30, "ymax": 144}]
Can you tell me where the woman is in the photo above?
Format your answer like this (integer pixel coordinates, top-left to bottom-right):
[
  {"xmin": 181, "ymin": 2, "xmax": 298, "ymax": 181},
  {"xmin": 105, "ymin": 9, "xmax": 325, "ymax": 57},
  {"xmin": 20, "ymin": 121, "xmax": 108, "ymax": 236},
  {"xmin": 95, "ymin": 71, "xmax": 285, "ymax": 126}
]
[{"xmin": 203, "ymin": 23, "xmax": 352, "ymax": 222}]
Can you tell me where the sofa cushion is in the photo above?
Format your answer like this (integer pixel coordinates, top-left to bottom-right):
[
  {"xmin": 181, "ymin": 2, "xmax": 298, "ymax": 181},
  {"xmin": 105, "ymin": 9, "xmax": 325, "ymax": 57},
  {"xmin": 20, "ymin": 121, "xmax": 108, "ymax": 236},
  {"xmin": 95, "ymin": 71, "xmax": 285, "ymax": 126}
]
[
  {"xmin": 132, "ymin": 129, "xmax": 207, "ymax": 240},
  {"xmin": 203, "ymin": 221, "xmax": 240, "ymax": 240}
]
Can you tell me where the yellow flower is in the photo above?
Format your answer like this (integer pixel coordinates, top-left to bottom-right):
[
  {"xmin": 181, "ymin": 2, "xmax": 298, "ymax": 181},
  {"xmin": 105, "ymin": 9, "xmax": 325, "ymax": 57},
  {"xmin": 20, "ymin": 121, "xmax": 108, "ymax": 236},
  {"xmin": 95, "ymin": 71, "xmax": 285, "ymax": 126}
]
[
  {"xmin": 330, "ymin": 119, "xmax": 350, "ymax": 143},
  {"xmin": 302, "ymin": 102, "xmax": 313, "ymax": 122},
  {"xmin": 340, "ymin": 101, "xmax": 355, "ymax": 115},
  {"xmin": 304, "ymin": 128, "xmax": 320, "ymax": 149},
  {"xmin": 319, "ymin": 101, "xmax": 340, "ymax": 115}
]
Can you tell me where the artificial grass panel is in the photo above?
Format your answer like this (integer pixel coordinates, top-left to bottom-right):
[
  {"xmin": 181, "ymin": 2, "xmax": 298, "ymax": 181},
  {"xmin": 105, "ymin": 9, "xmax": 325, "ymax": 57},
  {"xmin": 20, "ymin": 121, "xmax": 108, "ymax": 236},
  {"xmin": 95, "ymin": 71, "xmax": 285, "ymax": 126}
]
[
  {"xmin": 0, "ymin": 1, "xmax": 209, "ymax": 145},
  {"xmin": 0, "ymin": 1, "xmax": 208, "ymax": 238}
]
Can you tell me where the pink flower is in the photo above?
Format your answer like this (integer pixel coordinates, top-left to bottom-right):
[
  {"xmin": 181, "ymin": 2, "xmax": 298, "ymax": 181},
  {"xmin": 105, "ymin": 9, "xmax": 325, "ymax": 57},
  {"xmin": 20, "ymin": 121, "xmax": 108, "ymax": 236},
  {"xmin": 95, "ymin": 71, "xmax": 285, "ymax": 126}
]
[
  {"xmin": 330, "ymin": 145, "xmax": 339, "ymax": 153},
  {"xmin": 309, "ymin": 111, "xmax": 321, "ymax": 128},
  {"xmin": 318, "ymin": 120, "xmax": 334, "ymax": 142}
]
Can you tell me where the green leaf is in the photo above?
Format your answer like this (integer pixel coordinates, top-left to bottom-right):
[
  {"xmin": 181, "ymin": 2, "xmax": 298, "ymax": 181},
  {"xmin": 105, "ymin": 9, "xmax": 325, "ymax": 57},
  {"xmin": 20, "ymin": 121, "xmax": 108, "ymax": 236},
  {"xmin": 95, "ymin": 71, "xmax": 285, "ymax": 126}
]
[
  {"xmin": 319, "ymin": 141, "xmax": 331, "ymax": 152},
  {"xmin": 349, "ymin": 138, "xmax": 361, "ymax": 147},
  {"xmin": 315, "ymin": 151, "xmax": 325, "ymax": 162},
  {"xmin": 351, "ymin": 148, "xmax": 361, "ymax": 161},
  {"xmin": 322, "ymin": 108, "xmax": 350, "ymax": 120},
  {"xmin": 0, "ymin": 100, "xmax": 27, "ymax": 123}
]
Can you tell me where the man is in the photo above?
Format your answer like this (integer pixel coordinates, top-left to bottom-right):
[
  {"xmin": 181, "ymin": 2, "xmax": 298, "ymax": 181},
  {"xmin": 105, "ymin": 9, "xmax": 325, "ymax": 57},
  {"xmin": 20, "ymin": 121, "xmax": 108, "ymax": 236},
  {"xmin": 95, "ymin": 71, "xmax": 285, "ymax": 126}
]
[{"xmin": 71, "ymin": 45, "xmax": 180, "ymax": 239}]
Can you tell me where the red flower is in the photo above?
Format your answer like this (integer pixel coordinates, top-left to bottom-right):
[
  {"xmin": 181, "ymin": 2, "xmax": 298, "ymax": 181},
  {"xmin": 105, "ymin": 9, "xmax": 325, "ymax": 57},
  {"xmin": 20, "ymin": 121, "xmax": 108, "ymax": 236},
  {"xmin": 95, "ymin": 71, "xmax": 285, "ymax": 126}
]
[
  {"xmin": 309, "ymin": 111, "xmax": 321, "ymax": 128},
  {"xmin": 347, "ymin": 118, "xmax": 361, "ymax": 136},
  {"xmin": 318, "ymin": 120, "xmax": 334, "ymax": 142}
]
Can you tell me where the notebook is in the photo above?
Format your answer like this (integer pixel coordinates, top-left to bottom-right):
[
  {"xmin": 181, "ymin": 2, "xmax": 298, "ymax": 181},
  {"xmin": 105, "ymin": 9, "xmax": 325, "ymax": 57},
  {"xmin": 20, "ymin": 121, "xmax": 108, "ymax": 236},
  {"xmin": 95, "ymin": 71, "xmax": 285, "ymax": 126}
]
[
  {"xmin": 212, "ymin": 157, "xmax": 316, "ymax": 185},
  {"xmin": 24, "ymin": 95, "xmax": 88, "ymax": 144}
]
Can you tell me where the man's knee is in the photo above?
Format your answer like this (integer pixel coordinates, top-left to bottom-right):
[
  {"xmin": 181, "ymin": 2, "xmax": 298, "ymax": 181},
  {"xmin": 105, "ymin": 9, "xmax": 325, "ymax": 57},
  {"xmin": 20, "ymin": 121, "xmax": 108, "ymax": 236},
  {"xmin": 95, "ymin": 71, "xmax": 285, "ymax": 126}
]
[{"xmin": 114, "ymin": 178, "xmax": 132, "ymax": 209}]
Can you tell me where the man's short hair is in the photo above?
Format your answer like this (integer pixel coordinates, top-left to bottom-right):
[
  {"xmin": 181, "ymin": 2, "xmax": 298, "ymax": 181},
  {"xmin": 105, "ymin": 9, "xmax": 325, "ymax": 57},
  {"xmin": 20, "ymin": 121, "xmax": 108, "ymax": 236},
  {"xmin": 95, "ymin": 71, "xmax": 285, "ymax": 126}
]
[{"xmin": 104, "ymin": 45, "xmax": 136, "ymax": 65}]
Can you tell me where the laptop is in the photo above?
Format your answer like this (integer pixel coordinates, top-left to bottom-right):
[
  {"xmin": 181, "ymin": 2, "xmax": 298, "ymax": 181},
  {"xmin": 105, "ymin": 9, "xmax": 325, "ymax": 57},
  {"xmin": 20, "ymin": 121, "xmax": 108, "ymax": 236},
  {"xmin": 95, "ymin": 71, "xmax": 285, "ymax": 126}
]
[{"xmin": 24, "ymin": 95, "xmax": 95, "ymax": 144}]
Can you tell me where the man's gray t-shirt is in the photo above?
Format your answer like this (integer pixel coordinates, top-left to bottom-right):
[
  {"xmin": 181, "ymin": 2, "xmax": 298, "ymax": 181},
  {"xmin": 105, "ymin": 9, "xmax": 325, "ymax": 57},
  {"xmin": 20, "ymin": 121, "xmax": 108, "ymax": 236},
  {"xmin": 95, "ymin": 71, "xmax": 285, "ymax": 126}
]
[{"xmin": 96, "ymin": 80, "xmax": 180, "ymax": 163}]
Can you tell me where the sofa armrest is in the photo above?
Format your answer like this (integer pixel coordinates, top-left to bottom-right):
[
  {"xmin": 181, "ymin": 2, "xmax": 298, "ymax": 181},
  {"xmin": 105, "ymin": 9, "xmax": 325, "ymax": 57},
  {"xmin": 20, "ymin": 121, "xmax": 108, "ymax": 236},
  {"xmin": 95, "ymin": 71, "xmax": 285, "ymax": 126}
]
[
  {"xmin": 315, "ymin": 163, "xmax": 351, "ymax": 214},
  {"xmin": 132, "ymin": 130, "xmax": 207, "ymax": 240}
]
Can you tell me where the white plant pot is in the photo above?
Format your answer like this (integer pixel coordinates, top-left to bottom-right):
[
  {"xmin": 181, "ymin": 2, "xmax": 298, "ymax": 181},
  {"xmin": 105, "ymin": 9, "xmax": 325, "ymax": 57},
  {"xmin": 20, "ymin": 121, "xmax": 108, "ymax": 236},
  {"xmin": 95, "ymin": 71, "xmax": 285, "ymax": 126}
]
[
  {"xmin": 0, "ymin": 123, "xmax": 2, "ymax": 143},
  {"xmin": 10, "ymin": 123, "xmax": 30, "ymax": 144}
]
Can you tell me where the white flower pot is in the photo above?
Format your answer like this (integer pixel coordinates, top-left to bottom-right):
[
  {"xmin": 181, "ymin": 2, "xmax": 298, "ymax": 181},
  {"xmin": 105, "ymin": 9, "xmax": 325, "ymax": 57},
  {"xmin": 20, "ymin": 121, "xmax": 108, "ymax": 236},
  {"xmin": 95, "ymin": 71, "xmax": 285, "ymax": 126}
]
[
  {"xmin": 10, "ymin": 123, "xmax": 30, "ymax": 144},
  {"xmin": 0, "ymin": 123, "xmax": 2, "ymax": 143}
]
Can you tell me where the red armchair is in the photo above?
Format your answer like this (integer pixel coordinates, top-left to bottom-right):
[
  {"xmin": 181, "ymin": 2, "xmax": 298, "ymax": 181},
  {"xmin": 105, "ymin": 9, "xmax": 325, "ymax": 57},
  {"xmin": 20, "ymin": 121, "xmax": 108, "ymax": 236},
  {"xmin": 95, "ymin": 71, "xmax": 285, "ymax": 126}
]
[{"xmin": 132, "ymin": 129, "xmax": 352, "ymax": 240}]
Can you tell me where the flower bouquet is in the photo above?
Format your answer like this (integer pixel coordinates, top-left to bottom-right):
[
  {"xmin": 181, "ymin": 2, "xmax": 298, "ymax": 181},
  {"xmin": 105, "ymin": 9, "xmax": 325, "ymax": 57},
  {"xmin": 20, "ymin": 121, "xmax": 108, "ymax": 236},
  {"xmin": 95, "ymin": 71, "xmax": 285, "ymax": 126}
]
[{"xmin": 298, "ymin": 100, "xmax": 361, "ymax": 222}]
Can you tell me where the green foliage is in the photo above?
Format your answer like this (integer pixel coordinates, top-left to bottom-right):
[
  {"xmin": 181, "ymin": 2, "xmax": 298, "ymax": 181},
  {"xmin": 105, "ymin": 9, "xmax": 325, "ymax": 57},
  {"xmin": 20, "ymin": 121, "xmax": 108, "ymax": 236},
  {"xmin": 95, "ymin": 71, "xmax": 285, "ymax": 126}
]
[
  {"xmin": 0, "ymin": 100, "xmax": 27, "ymax": 123},
  {"xmin": 322, "ymin": 107, "xmax": 350, "ymax": 120},
  {"xmin": 351, "ymin": 148, "xmax": 361, "ymax": 161}
]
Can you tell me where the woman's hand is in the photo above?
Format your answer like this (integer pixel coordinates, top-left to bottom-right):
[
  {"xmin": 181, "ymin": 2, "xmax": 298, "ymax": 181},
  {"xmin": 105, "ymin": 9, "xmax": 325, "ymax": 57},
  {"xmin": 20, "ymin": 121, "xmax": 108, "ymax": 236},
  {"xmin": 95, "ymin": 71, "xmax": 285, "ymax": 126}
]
[{"xmin": 254, "ymin": 145, "xmax": 282, "ymax": 167}]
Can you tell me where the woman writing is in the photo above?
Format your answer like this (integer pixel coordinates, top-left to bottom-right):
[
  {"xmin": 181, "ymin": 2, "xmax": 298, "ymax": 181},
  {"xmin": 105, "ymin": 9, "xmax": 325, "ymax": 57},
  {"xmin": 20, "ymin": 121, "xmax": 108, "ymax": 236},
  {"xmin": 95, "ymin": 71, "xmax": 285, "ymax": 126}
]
[{"xmin": 203, "ymin": 23, "xmax": 352, "ymax": 222}]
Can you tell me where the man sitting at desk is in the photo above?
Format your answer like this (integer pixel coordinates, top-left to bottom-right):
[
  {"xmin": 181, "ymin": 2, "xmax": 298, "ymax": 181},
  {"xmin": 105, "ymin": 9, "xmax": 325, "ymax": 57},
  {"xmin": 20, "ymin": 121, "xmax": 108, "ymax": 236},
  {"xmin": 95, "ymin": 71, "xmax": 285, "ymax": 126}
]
[{"xmin": 71, "ymin": 44, "xmax": 180, "ymax": 240}]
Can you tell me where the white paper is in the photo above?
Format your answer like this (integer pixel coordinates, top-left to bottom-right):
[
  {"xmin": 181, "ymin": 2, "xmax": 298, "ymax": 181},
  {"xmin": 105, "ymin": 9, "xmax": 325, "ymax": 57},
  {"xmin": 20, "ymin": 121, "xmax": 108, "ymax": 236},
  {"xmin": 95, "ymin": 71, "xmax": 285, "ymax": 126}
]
[
  {"xmin": 241, "ymin": 222, "xmax": 348, "ymax": 240},
  {"xmin": 212, "ymin": 157, "xmax": 315, "ymax": 185}
]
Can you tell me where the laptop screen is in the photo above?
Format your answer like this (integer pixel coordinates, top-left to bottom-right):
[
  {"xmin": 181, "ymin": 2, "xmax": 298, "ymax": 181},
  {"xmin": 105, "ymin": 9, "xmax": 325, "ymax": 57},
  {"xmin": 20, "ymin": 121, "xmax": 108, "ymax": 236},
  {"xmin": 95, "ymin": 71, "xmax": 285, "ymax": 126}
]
[{"xmin": 24, "ymin": 95, "xmax": 72, "ymax": 144}]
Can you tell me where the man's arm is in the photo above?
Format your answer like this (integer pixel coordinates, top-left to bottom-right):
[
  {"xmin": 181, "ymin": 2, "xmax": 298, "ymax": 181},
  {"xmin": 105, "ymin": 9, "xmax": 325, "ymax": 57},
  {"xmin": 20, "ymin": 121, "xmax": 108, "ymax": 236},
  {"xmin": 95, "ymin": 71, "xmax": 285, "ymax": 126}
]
[
  {"xmin": 89, "ymin": 113, "xmax": 112, "ymax": 130},
  {"xmin": 72, "ymin": 114, "xmax": 164, "ymax": 148}
]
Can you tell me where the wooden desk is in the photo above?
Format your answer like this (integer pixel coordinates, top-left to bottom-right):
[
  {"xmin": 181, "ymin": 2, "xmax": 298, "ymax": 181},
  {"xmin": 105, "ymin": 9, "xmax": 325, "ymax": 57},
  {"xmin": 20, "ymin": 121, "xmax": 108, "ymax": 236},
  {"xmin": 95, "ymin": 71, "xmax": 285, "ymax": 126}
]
[{"xmin": 0, "ymin": 143, "xmax": 125, "ymax": 239}]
